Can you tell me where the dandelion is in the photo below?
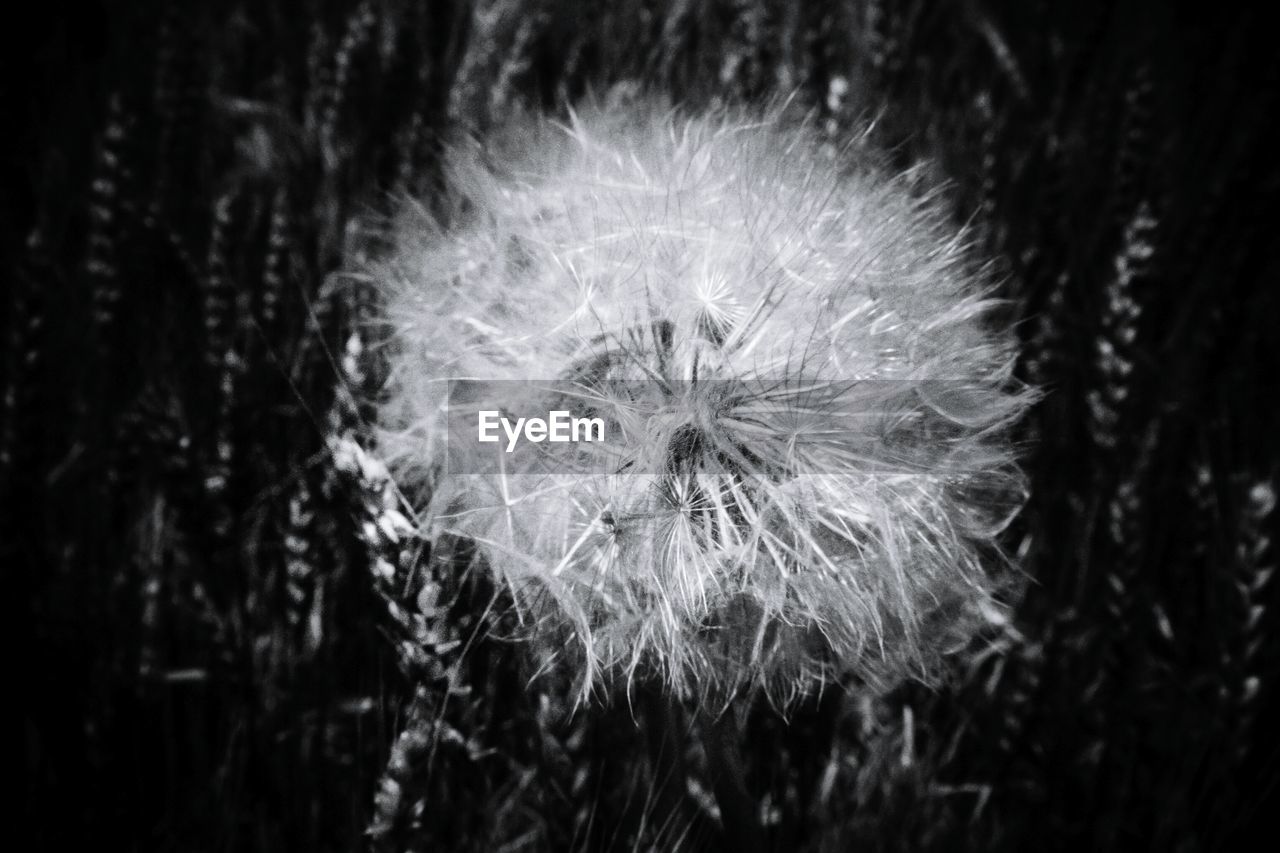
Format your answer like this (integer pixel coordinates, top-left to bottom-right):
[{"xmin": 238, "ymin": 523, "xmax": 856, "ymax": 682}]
[{"xmin": 374, "ymin": 99, "xmax": 1036, "ymax": 706}]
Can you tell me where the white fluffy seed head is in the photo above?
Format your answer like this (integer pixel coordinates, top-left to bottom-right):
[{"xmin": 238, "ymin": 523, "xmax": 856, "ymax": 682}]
[{"xmin": 374, "ymin": 99, "xmax": 1035, "ymax": 706}]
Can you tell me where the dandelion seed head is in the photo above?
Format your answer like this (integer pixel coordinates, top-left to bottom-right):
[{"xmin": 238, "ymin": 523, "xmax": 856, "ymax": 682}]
[{"xmin": 375, "ymin": 99, "xmax": 1036, "ymax": 706}]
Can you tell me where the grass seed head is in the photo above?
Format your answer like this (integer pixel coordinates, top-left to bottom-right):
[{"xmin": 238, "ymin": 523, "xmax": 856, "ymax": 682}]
[{"xmin": 375, "ymin": 99, "xmax": 1036, "ymax": 706}]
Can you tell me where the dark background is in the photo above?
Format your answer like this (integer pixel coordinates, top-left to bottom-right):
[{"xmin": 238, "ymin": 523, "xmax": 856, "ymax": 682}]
[{"xmin": 6, "ymin": 1, "xmax": 1279, "ymax": 850}]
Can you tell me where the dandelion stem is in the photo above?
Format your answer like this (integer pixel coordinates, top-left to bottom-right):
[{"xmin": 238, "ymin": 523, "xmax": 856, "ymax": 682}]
[
  {"xmin": 639, "ymin": 681, "xmax": 696, "ymax": 845},
  {"xmin": 703, "ymin": 705, "xmax": 764, "ymax": 852}
]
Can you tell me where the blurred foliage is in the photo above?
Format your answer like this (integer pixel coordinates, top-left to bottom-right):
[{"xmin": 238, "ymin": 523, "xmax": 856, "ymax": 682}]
[{"xmin": 6, "ymin": 1, "xmax": 1278, "ymax": 850}]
